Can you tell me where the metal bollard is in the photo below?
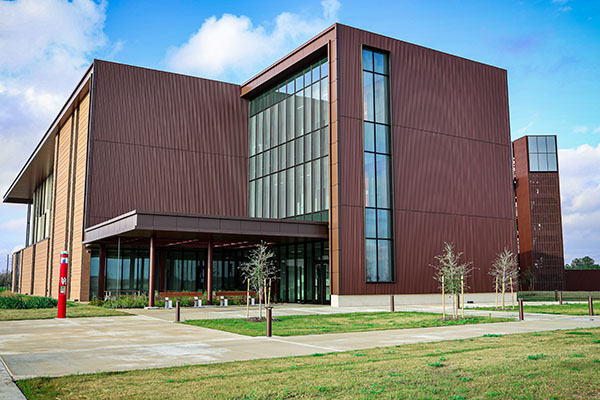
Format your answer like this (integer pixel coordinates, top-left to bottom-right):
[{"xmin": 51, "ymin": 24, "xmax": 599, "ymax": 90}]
[
  {"xmin": 559, "ymin": 291, "xmax": 563, "ymax": 305},
  {"xmin": 390, "ymin": 295, "xmax": 395, "ymax": 312},
  {"xmin": 589, "ymin": 296, "xmax": 594, "ymax": 316},
  {"xmin": 266, "ymin": 306, "xmax": 273, "ymax": 337},
  {"xmin": 518, "ymin": 298, "xmax": 524, "ymax": 321},
  {"xmin": 251, "ymin": 298, "xmax": 255, "ymax": 306},
  {"xmin": 224, "ymin": 298, "xmax": 228, "ymax": 307},
  {"xmin": 220, "ymin": 296, "xmax": 224, "ymax": 307},
  {"xmin": 198, "ymin": 299, "xmax": 202, "ymax": 308},
  {"xmin": 175, "ymin": 300, "xmax": 181, "ymax": 322},
  {"xmin": 194, "ymin": 296, "xmax": 199, "ymax": 308},
  {"xmin": 165, "ymin": 297, "xmax": 170, "ymax": 309}
]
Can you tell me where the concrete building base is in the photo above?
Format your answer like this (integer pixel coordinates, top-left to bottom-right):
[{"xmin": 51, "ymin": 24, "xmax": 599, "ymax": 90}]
[{"xmin": 330, "ymin": 292, "xmax": 515, "ymax": 308}]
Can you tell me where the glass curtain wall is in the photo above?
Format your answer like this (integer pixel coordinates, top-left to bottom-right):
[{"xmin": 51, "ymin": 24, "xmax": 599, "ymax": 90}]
[
  {"xmin": 90, "ymin": 241, "xmax": 330, "ymax": 303},
  {"xmin": 248, "ymin": 58, "xmax": 329, "ymax": 222},
  {"xmin": 528, "ymin": 136, "xmax": 558, "ymax": 172},
  {"xmin": 29, "ymin": 174, "xmax": 53, "ymax": 243},
  {"xmin": 278, "ymin": 240, "xmax": 329, "ymax": 303},
  {"xmin": 103, "ymin": 248, "xmax": 151, "ymax": 294},
  {"xmin": 164, "ymin": 249, "xmax": 206, "ymax": 292},
  {"xmin": 362, "ymin": 48, "xmax": 394, "ymax": 283}
]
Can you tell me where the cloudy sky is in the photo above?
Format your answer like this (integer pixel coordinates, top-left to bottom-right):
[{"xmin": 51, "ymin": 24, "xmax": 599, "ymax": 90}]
[{"xmin": 0, "ymin": 0, "xmax": 599, "ymax": 270}]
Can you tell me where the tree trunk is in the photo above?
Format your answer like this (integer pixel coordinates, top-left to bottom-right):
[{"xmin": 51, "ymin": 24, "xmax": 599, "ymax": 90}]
[
  {"xmin": 259, "ymin": 284, "xmax": 263, "ymax": 319},
  {"xmin": 452, "ymin": 293, "xmax": 456, "ymax": 319},
  {"xmin": 502, "ymin": 279, "xmax": 505, "ymax": 309}
]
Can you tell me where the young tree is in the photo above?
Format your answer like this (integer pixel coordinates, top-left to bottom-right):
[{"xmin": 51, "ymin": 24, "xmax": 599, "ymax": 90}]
[
  {"xmin": 239, "ymin": 241, "xmax": 278, "ymax": 320},
  {"xmin": 431, "ymin": 242, "xmax": 474, "ymax": 319},
  {"xmin": 489, "ymin": 248, "xmax": 518, "ymax": 309}
]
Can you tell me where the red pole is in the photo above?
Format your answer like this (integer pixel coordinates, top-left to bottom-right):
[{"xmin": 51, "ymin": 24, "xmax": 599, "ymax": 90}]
[{"xmin": 57, "ymin": 251, "xmax": 68, "ymax": 319}]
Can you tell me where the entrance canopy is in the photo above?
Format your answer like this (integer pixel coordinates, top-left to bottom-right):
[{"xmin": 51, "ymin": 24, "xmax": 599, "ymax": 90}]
[{"xmin": 84, "ymin": 210, "xmax": 328, "ymax": 247}]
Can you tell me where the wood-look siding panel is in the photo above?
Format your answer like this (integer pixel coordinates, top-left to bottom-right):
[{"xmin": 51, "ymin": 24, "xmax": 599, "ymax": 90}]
[
  {"xmin": 335, "ymin": 24, "xmax": 515, "ymax": 295},
  {"xmin": 88, "ymin": 61, "xmax": 249, "ymax": 226},
  {"xmin": 21, "ymin": 246, "xmax": 34, "ymax": 295},
  {"xmin": 33, "ymin": 239, "xmax": 48, "ymax": 296},
  {"xmin": 11, "ymin": 253, "xmax": 18, "ymax": 292},
  {"xmin": 49, "ymin": 116, "xmax": 73, "ymax": 297},
  {"xmin": 70, "ymin": 93, "xmax": 90, "ymax": 300}
]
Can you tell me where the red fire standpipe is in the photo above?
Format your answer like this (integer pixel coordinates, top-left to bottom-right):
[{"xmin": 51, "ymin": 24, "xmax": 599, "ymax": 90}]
[{"xmin": 57, "ymin": 251, "xmax": 68, "ymax": 319}]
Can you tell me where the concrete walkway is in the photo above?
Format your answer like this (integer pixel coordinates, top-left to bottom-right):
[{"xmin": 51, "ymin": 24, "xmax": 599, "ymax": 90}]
[{"xmin": 0, "ymin": 306, "xmax": 598, "ymax": 382}]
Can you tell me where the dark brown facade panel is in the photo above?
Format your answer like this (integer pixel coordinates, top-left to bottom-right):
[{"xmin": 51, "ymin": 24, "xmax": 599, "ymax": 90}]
[
  {"xmin": 565, "ymin": 270, "xmax": 600, "ymax": 291},
  {"xmin": 88, "ymin": 141, "xmax": 248, "ymax": 226},
  {"xmin": 334, "ymin": 24, "xmax": 515, "ymax": 296},
  {"xmin": 93, "ymin": 61, "xmax": 247, "ymax": 157},
  {"xmin": 513, "ymin": 136, "xmax": 565, "ymax": 290},
  {"xmin": 391, "ymin": 127, "xmax": 513, "ymax": 219},
  {"xmin": 88, "ymin": 61, "xmax": 249, "ymax": 226},
  {"xmin": 337, "ymin": 116, "xmax": 363, "ymax": 207},
  {"xmin": 338, "ymin": 211, "xmax": 515, "ymax": 296},
  {"xmin": 513, "ymin": 137, "xmax": 533, "ymax": 276},
  {"xmin": 335, "ymin": 24, "xmax": 509, "ymax": 146}
]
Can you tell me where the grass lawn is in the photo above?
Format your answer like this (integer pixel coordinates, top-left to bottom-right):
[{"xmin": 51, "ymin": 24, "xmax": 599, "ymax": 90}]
[
  {"xmin": 183, "ymin": 311, "xmax": 511, "ymax": 336},
  {"xmin": 0, "ymin": 302, "xmax": 130, "ymax": 321},
  {"xmin": 519, "ymin": 291, "xmax": 600, "ymax": 302},
  {"xmin": 18, "ymin": 328, "xmax": 600, "ymax": 399},
  {"xmin": 473, "ymin": 302, "xmax": 599, "ymax": 316}
]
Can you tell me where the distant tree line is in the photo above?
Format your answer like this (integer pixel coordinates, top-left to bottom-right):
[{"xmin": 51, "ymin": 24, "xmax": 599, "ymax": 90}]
[{"xmin": 565, "ymin": 256, "xmax": 600, "ymax": 270}]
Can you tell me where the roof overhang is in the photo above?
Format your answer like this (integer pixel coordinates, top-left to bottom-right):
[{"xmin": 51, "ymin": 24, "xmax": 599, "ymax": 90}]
[
  {"xmin": 3, "ymin": 63, "xmax": 94, "ymax": 203},
  {"xmin": 83, "ymin": 210, "xmax": 328, "ymax": 246},
  {"xmin": 240, "ymin": 23, "xmax": 336, "ymax": 99}
]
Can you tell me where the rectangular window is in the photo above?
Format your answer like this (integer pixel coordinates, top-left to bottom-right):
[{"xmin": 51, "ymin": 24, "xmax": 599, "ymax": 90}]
[
  {"xmin": 528, "ymin": 136, "xmax": 558, "ymax": 172},
  {"xmin": 362, "ymin": 47, "xmax": 394, "ymax": 283}
]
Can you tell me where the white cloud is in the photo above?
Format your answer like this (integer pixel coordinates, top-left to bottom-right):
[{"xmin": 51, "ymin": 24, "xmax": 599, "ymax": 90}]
[
  {"xmin": 517, "ymin": 121, "xmax": 534, "ymax": 135},
  {"xmin": 322, "ymin": 0, "xmax": 341, "ymax": 20},
  {"xmin": 0, "ymin": 219, "xmax": 27, "ymax": 233},
  {"xmin": 559, "ymin": 144, "xmax": 600, "ymax": 262},
  {"xmin": 166, "ymin": 1, "xmax": 340, "ymax": 82},
  {"xmin": 593, "ymin": 126, "xmax": 600, "ymax": 134},
  {"xmin": 572, "ymin": 125, "xmax": 588, "ymax": 133},
  {"xmin": 0, "ymin": 0, "xmax": 109, "ymax": 255}
]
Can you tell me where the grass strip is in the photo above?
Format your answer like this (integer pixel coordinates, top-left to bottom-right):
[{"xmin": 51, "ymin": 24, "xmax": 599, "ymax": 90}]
[
  {"xmin": 0, "ymin": 302, "xmax": 130, "ymax": 321},
  {"xmin": 184, "ymin": 311, "xmax": 511, "ymax": 336},
  {"xmin": 18, "ymin": 328, "xmax": 600, "ymax": 400}
]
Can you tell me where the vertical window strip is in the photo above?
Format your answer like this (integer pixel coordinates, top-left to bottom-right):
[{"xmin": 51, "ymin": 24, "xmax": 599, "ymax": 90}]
[{"xmin": 362, "ymin": 48, "xmax": 394, "ymax": 283}]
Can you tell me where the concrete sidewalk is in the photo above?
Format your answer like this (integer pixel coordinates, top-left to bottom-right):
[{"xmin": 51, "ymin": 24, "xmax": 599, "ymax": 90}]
[{"xmin": 0, "ymin": 307, "xmax": 598, "ymax": 381}]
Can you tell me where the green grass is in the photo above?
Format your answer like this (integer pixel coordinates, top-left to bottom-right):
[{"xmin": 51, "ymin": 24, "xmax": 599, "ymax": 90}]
[
  {"xmin": 183, "ymin": 311, "xmax": 511, "ymax": 336},
  {"xmin": 518, "ymin": 291, "xmax": 600, "ymax": 302},
  {"xmin": 474, "ymin": 302, "xmax": 599, "ymax": 316},
  {"xmin": 0, "ymin": 302, "xmax": 131, "ymax": 320},
  {"xmin": 17, "ymin": 328, "xmax": 600, "ymax": 399}
]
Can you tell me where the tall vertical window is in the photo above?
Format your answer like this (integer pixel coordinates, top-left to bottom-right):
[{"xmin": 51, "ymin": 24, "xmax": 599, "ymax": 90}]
[
  {"xmin": 30, "ymin": 174, "xmax": 53, "ymax": 243},
  {"xmin": 248, "ymin": 58, "xmax": 329, "ymax": 221},
  {"xmin": 363, "ymin": 48, "xmax": 393, "ymax": 283},
  {"xmin": 528, "ymin": 136, "xmax": 558, "ymax": 172}
]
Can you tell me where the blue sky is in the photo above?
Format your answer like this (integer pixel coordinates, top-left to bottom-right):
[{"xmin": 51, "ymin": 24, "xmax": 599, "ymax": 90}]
[{"xmin": 0, "ymin": 0, "xmax": 599, "ymax": 270}]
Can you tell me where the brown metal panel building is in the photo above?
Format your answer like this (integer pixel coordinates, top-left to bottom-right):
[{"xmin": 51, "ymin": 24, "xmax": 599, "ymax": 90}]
[
  {"xmin": 6, "ymin": 23, "xmax": 565, "ymax": 304},
  {"xmin": 513, "ymin": 136, "xmax": 565, "ymax": 290}
]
